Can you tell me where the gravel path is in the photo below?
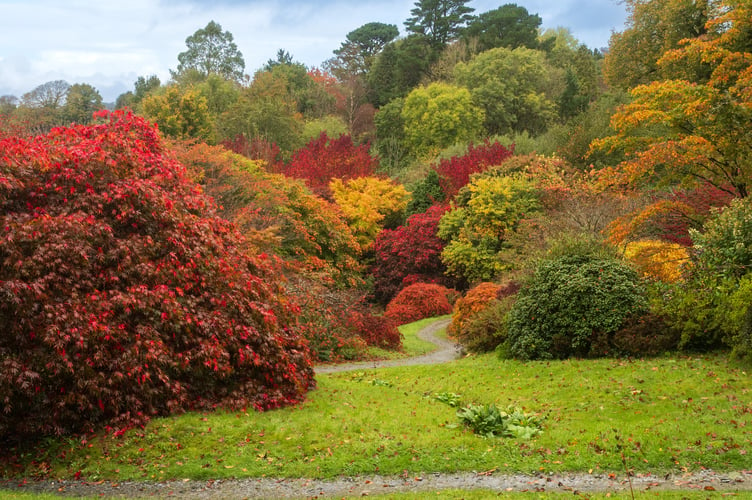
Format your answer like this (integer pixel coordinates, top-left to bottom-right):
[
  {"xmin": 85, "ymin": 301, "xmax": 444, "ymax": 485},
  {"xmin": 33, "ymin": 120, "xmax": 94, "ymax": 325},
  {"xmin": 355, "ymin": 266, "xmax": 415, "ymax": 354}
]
[{"xmin": 4, "ymin": 318, "xmax": 752, "ymax": 498}]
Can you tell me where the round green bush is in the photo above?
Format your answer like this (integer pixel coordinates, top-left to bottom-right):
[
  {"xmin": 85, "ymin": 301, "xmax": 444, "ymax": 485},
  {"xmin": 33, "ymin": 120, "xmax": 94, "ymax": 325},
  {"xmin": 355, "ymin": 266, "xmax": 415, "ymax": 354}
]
[{"xmin": 506, "ymin": 251, "xmax": 648, "ymax": 360}]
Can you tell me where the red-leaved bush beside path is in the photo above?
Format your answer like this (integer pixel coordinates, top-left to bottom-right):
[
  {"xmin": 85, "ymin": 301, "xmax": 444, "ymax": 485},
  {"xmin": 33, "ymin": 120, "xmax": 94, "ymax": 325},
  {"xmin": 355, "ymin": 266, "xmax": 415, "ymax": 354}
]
[
  {"xmin": 0, "ymin": 111, "xmax": 314, "ymax": 442},
  {"xmin": 385, "ymin": 283, "xmax": 454, "ymax": 326}
]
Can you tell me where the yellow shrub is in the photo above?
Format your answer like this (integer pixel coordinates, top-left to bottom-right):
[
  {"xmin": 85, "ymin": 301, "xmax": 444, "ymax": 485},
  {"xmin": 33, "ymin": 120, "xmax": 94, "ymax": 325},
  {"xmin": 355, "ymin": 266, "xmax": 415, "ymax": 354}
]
[{"xmin": 624, "ymin": 239, "xmax": 690, "ymax": 283}]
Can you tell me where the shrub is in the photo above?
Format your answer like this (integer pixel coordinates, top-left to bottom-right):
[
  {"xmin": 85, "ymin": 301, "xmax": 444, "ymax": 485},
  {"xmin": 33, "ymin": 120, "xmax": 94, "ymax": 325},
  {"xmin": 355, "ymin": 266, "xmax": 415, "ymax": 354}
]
[
  {"xmin": 506, "ymin": 243, "xmax": 649, "ymax": 360},
  {"xmin": 384, "ymin": 283, "xmax": 454, "ymax": 326},
  {"xmin": 456, "ymin": 296, "xmax": 516, "ymax": 353},
  {"xmin": 624, "ymin": 239, "xmax": 690, "ymax": 283},
  {"xmin": 283, "ymin": 132, "xmax": 378, "ymax": 198},
  {"xmin": 434, "ymin": 139, "xmax": 514, "ymax": 199},
  {"xmin": 448, "ymin": 282, "xmax": 502, "ymax": 338},
  {"xmin": 0, "ymin": 111, "xmax": 314, "ymax": 442},
  {"xmin": 691, "ymin": 197, "xmax": 752, "ymax": 280},
  {"xmin": 371, "ymin": 205, "xmax": 453, "ymax": 304}
]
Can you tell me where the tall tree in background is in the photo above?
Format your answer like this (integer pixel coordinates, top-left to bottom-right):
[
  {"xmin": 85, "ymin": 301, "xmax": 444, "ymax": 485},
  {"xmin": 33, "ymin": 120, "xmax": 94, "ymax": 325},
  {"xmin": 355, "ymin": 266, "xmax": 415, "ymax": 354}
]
[
  {"xmin": 331, "ymin": 22, "xmax": 400, "ymax": 75},
  {"xmin": 21, "ymin": 80, "xmax": 70, "ymax": 109},
  {"xmin": 463, "ymin": 3, "xmax": 542, "ymax": 52},
  {"xmin": 115, "ymin": 75, "xmax": 161, "ymax": 110},
  {"xmin": 368, "ymin": 35, "xmax": 437, "ymax": 106},
  {"xmin": 62, "ymin": 83, "xmax": 103, "ymax": 124},
  {"xmin": 405, "ymin": 0, "xmax": 475, "ymax": 47},
  {"xmin": 175, "ymin": 20, "xmax": 246, "ymax": 82}
]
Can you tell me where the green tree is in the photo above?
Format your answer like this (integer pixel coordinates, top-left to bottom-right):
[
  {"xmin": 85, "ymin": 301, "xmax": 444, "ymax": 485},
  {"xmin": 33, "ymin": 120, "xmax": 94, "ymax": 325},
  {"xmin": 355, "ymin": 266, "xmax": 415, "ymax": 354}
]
[
  {"xmin": 401, "ymin": 82, "xmax": 484, "ymax": 157},
  {"xmin": 115, "ymin": 75, "xmax": 161, "ymax": 110},
  {"xmin": 62, "ymin": 83, "xmax": 103, "ymax": 124},
  {"xmin": 438, "ymin": 174, "xmax": 540, "ymax": 282},
  {"xmin": 175, "ymin": 20, "xmax": 246, "ymax": 81},
  {"xmin": 140, "ymin": 85, "xmax": 214, "ymax": 142},
  {"xmin": 454, "ymin": 46, "xmax": 559, "ymax": 136},
  {"xmin": 331, "ymin": 22, "xmax": 399, "ymax": 75},
  {"xmin": 405, "ymin": 0, "xmax": 475, "ymax": 47},
  {"xmin": 21, "ymin": 80, "xmax": 70, "ymax": 109},
  {"xmin": 368, "ymin": 35, "xmax": 438, "ymax": 106},
  {"xmin": 463, "ymin": 3, "xmax": 542, "ymax": 52}
]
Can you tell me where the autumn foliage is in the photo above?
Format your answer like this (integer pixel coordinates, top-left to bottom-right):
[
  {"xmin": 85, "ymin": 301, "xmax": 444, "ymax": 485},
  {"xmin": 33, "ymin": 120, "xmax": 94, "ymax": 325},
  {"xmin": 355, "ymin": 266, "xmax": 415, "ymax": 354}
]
[
  {"xmin": 282, "ymin": 132, "xmax": 378, "ymax": 198},
  {"xmin": 447, "ymin": 282, "xmax": 503, "ymax": 339},
  {"xmin": 384, "ymin": 283, "xmax": 454, "ymax": 326},
  {"xmin": 371, "ymin": 204, "xmax": 453, "ymax": 304},
  {"xmin": 0, "ymin": 111, "xmax": 314, "ymax": 441},
  {"xmin": 434, "ymin": 139, "xmax": 514, "ymax": 199}
]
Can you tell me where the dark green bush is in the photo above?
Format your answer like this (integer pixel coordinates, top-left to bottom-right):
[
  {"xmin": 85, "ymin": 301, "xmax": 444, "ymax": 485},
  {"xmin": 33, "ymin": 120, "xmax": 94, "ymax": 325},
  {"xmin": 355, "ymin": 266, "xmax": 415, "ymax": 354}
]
[{"xmin": 506, "ymin": 249, "xmax": 648, "ymax": 360}]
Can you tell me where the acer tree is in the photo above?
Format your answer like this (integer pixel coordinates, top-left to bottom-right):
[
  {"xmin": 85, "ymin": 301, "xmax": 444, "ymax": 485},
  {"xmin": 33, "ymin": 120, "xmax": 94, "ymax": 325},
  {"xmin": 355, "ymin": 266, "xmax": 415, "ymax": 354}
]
[
  {"xmin": 593, "ymin": 0, "xmax": 752, "ymax": 200},
  {"xmin": 0, "ymin": 111, "xmax": 313, "ymax": 441},
  {"xmin": 175, "ymin": 20, "xmax": 246, "ymax": 82}
]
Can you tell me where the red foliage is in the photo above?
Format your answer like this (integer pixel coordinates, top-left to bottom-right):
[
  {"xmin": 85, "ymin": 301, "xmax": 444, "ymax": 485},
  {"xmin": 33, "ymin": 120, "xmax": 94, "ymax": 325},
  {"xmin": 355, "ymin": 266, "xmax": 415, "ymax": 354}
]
[
  {"xmin": 220, "ymin": 134, "xmax": 282, "ymax": 170},
  {"xmin": 283, "ymin": 132, "xmax": 378, "ymax": 198},
  {"xmin": 448, "ymin": 282, "xmax": 503, "ymax": 338},
  {"xmin": 434, "ymin": 140, "xmax": 514, "ymax": 199},
  {"xmin": 371, "ymin": 204, "xmax": 454, "ymax": 304},
  {"xmin": 654, "ymin": 183, "xmax": 735, "ymax": 246},
  {"xmin": 385, "ymin": 283, "xmax": 454, "ymax": 326},
  {"xmin": 0, "ymin": 110, "xmax": 314, "ymax": 441}
]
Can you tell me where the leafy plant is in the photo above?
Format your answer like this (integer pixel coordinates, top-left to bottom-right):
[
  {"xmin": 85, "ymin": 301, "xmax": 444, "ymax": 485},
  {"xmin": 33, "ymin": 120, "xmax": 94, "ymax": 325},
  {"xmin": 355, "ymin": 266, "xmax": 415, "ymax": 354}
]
[
  {"xmin": 384, "ymin": 283, "xmax": 454, "ymax": 326},
  {"xmin": 432, "ymin": 392, "xmax": 462, "ymax": 408},
  {"xmin": 456, "ymin": 403, "xmax": 543, "ymax": 439},
  {"xmin": 0, "ymin": 110, "xmax": 314, "ymax": 442}
]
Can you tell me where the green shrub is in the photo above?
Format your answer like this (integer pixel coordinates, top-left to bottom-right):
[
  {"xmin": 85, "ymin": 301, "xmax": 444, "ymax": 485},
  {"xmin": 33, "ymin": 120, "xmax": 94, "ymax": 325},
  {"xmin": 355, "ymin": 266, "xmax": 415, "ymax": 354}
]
[
  {"xmin": 691, "ymin": 197, "xmax": 752, "ymax": 280},
  {"xmin": 506, "ymin": 247, "xmax": 648, "ymax": 360}
]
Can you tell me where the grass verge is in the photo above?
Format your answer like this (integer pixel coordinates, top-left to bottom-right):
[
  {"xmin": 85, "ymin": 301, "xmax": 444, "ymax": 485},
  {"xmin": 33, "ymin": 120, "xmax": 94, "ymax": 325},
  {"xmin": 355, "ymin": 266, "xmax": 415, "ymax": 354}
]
[{"xmin": 0, "ymin": 318, "xmax": 749, "ymax": 485}]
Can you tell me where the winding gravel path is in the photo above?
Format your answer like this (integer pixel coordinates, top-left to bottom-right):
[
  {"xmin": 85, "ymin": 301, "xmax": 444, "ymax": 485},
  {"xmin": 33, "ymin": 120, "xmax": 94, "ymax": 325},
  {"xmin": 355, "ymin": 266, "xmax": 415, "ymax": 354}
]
[{"xmin": 4, "ymin": 319, "xmax": 752, "ymax": 498}]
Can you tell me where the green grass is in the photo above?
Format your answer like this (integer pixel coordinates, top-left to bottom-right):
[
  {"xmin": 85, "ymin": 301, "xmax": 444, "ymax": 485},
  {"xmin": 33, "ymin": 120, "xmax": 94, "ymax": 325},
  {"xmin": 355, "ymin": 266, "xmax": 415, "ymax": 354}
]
[
  {"xmin": 365, "ymin": 315, "xmax": 450, "ymax": 360},
  {"xmin": 1, "ymin": 318, "xmax": 750, "ymax": 487}
]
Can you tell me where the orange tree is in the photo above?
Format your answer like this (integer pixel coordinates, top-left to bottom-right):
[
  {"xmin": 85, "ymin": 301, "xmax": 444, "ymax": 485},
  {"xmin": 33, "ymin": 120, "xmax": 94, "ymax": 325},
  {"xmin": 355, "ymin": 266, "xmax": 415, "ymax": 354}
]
[{"xmin": 0, "ymin": 111, "xmax": 314, "ymax": 441}]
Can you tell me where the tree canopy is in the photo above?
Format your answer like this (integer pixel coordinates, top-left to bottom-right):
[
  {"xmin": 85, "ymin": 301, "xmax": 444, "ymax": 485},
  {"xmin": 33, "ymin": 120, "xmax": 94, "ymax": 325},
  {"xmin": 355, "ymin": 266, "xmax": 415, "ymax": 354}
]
[{"xmin": 176, "ymin": 20, "xmax": 246, "ymax": 81}]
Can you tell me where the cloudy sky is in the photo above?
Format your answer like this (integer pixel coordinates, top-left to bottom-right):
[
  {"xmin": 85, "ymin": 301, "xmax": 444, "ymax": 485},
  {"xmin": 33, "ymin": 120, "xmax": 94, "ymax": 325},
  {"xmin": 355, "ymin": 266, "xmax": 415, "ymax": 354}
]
[{"xmin": 0, "ymin": 0, "xmax": 627, "ymax": 103}]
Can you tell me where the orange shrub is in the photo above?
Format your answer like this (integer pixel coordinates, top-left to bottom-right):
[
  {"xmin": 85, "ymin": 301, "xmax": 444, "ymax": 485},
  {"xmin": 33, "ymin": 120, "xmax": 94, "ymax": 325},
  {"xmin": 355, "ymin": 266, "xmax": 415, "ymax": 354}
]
[{"xmin": 448, "ymin": 282, "xmax": 503, "ymax": 338}]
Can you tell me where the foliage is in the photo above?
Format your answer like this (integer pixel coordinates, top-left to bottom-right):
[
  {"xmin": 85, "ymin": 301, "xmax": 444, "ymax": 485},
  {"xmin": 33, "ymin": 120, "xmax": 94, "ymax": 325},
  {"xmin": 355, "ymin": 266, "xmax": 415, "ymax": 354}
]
[
  {"xmin": 691, "ymin": 197, "xmax": 752, "ymax": 280},
  {"xmin": 433, "ymin": 139, "xmax": 515, "ymax": 200},
  {"xmin": 594, "ymin": 0, "xmax": 752, "ymax": 199},
  {"xmin": 447, "ymin": 282, "xmax": 502, "ymax": 339},
  {"xmin": 456, "ymin": 295, "xmax": 516, "ymax": 353},
  {"xmin": 463, "ymin": 4, "xmax": 542, "ymax": 52},
  {"xmin": 439, "ymin": 175, "xmax": 540, "ymax": 283},
  {"xmin": 283, "ymin": 132, "xmax": 378, "ymax": 198},
  {"xmin": 175, "ymin": 20, "xmax": 245, "ymax": 81},
  {"xmin": 331, "ymin": 22, "xmax": 400, "ymax": 75},
  {"xmin": 607, "ymin": 314, "xmax": 680, "ymax": 358},
  {"xmin": 368, "ymin": 35, "xmax": 438, "ymax": 107},
  {"xmin": 140, "ymin": 85, "xmax": 214, "ymax": 143},
  {"xmin": 330, "ymin": 176, "xmax": 410, "ymax": 252},
  {"xmin": 400, "ymin": 82, "xmax": 485, "ymax": 158},
  {"xmin": 171, "ymin": 141, "xmax": 363, "ymax": 287},
  {"xmin": 384, "ymin": 283, "xmax": 454, "ymax": 326},
  {"xmin": 0, "ymin": 111, "xmax": 314, "ymax": 442},
  {"xmin": 724, "ymin": 274, "xmax": 752, "ymax": 363},
  {"xmin": 603, "ymin": 0, "xmax": 711, "ymax": 90},
  {"xmin": 404, "ymin": 0, "xmax": 475, "ymax": 47},
  {"xmin": 456, "ymin": 403, "xmax": 543, "ymax": 439},
  {"xmin": 623, "ymin": 239, "xmax": 690, "ymax": 283},
  {"xmin": 454, "ymin": 47, "xmax": 560, "ymax": 137},
  {"xmin": 406, "ymin": 169, "xmax": 446, "ymax": 216},
  {"xmin": 506, "ymin": 241, "xmax": 649, "ymax": 360},
  {"xmin": 62, "ymin": 83, "xmax": 103, "ymax": 124},
  {"xmin": 371, "ymin": 204, "xmax": 452, "ymax": 304}
]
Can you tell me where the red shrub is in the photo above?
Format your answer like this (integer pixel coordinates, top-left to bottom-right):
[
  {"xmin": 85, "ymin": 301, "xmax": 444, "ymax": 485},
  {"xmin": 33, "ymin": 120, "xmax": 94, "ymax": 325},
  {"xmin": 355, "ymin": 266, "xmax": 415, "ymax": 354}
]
[
  {"xmin": 385, "ymin": 283, "xmax": 454, "ymax": 326},
  {"xmin": 372, "ymin": 204, "xmax": 455, "ymax": 304},
  {"xmin": 283, "ymin": 132, "xmax": 378, "ymax": 198},
  {"xmin": 435, "ymin": 140, "xmax": 514, "ymax": 199},
  {"xmin": 448, "ymin": 282, "xmax": 503, "ymax": 338},
  {"xmin": 0, "ymin": 111, "xmax": 314, "ymax": 441},
  {"xmin": 221, "ymin": 134, "xmax": 282, "ymax": 170}
]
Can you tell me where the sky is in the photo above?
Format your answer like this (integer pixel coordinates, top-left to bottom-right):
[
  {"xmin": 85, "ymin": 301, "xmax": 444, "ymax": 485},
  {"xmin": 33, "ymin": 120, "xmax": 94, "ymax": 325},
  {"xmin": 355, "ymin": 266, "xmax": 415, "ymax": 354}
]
[{"xmin": 0, "ymin": 0, "xmax": 628, "ymax": 103}]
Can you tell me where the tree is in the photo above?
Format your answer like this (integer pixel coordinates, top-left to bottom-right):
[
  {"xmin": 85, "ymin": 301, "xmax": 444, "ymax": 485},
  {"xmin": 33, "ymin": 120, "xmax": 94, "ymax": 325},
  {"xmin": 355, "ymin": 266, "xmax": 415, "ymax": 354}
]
[
  {"xmin": 593, "ymin": 0, "xmax": 752, "ymax": 200},
  {"xmin": 454, "ymin": 47, "xmax": 559, "ymax": 136},
  {"xmin": 438, "ymin": 174, "xmax": 541, "ymax": 283},
  {"xmin": 0, "ymin": 95, "xmax": 18, "ymax": 115},
  {"xmin": 21, "ymin": 80, "xmax": 70, "ymax": 109},
  {"xmin": 401, "ymin": 82, "xmax": 485, "ymax": 157},
  {"xmin": 115, "ymin": 75, "xmax": 161, "ymax": 110},
  {"xmin": 463, "ymin": 3, "xmax": 542, "ymax": 52},
  {"xmin": 331, "ymin": 22, "xmax": 400, "ymax": 75},
  {"xmin": 0, "ymin": 111, "xmax": 313, "ymax": 441},
  {"xmin": 140, "ymin": 85, "xmax": 214, "ymax": 143},
  {"xmin": 603, "ymin": 0, "xmax": 712, "ymax": 90},
  {"xmin": 62, "ymin": 83, "xmax": 103, "ymax": 124},
  {"xmin": 405, "ymin": 0, "xmax": 475, "ymax": 47},
  {"xmin": 175, "ymin": 20, "xmax": 245, "ymax": 81},
  {"xmin": 368, "ymin": 35, "xmax": 438, "ymax": 106}
]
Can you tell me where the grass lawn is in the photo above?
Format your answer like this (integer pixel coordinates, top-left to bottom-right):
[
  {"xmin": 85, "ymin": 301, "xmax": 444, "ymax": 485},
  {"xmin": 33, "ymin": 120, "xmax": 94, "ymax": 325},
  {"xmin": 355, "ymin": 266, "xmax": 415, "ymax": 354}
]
[{"xmin": 1, "ymin": 317, "xmax": 750, "ymax": 487}]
